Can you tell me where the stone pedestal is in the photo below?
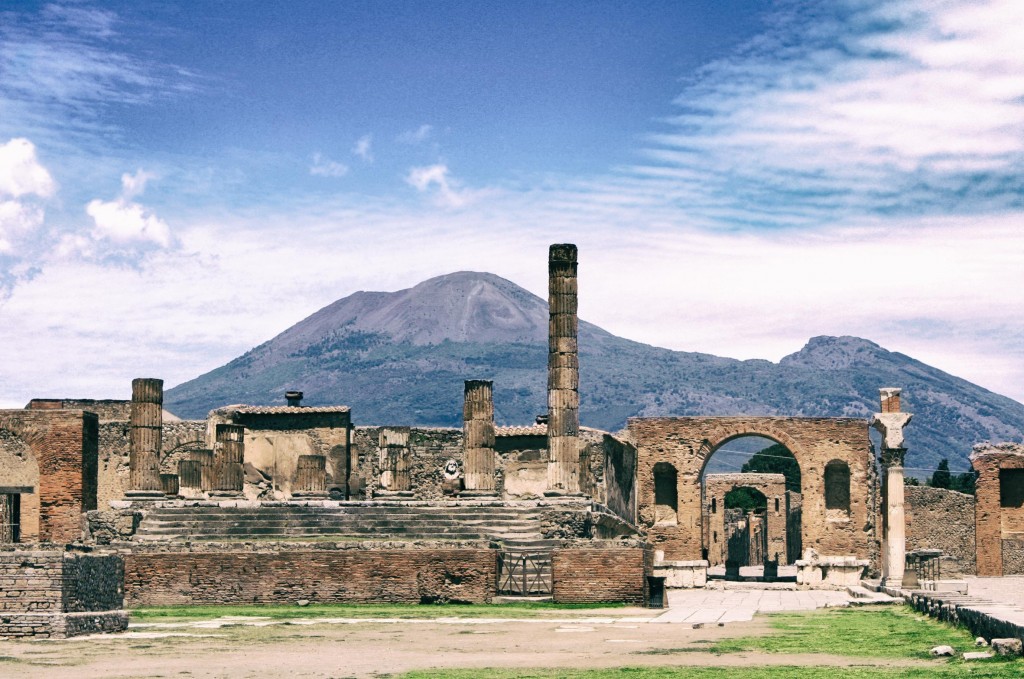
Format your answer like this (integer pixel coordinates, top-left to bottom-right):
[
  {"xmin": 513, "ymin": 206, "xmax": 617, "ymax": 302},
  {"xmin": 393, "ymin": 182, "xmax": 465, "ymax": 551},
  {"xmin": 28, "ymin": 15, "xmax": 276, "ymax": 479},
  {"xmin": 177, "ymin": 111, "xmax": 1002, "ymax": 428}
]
[
  {"xmin": 463, "ymin": 380, "xmax": 497, "ymax": 496},
  {"xmin": 178, "ymin": 459, "xmax": 203, "ymax": 498},
  {"xmin": 795, "ymin": 553, "xmax": 869, "ymax": 588},
  {"xmin": 546, "ymin": 243, "xmax": 581, "ymax": 495},
  {"xmin": 126, "ymin": 378, "xmax": 164, "ymax": 499},
  {"xmin": 653, "ymin": 560, "xmax": 709, "ymax": 589}
]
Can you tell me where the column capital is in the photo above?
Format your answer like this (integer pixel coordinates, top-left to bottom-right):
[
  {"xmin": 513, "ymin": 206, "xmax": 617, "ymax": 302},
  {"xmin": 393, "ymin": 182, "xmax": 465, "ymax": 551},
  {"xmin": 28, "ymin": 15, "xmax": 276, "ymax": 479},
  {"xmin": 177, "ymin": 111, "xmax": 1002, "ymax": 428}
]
[
  {"xmin": 871, "ymin": 412, "xmax": 912, "ymax": 452},
  {"xmin": 880, "ymin": 446, "xmax": 907, "ymax": 468}
]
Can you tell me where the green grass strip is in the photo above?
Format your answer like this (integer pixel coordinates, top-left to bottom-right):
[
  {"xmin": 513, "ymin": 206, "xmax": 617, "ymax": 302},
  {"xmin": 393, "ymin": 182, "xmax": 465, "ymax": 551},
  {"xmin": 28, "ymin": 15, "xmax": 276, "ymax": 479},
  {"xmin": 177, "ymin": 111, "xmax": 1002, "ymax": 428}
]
[
  {"xmin": 130, "ymin": 600, "xmax": 627, "ymax": 622},
  {"xmin": 711, "ymin": 605, "xmax": 980, "ymax": 659}
]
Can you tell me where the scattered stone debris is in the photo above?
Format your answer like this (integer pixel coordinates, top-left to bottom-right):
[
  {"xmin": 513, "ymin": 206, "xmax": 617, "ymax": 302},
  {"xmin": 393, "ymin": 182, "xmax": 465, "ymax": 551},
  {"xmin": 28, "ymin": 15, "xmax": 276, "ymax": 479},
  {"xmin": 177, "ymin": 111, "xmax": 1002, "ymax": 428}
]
[
  {"xmin": 962, "ymin": 651, "xmax": 994, "ymax": 660},
  {"xmin": 975, "ymin": 636, "xmax": 988, "ymax": 646},
  {"xmin": 296, "ymin": 600, "xmax": 310, "ymax": 607},
  {"xmin": 930, "ymin": 645, "xmax": 955, "ymax": 656},
  {"xmin": 991, "ymin": 638, "xmax": 1023, "ymax": 656}
]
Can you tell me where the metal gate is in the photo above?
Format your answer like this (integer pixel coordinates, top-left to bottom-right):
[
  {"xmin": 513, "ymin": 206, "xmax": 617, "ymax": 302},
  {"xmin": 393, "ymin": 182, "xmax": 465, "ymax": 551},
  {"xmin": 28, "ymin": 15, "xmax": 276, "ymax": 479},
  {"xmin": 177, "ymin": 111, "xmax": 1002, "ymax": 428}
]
[
  {"xmin": 0, "ymin": 494, "xmax": 20, "ymax": 543},
  {"xmin": 497, "ymin": 551, "xmax": 552, "ymax": 596}
]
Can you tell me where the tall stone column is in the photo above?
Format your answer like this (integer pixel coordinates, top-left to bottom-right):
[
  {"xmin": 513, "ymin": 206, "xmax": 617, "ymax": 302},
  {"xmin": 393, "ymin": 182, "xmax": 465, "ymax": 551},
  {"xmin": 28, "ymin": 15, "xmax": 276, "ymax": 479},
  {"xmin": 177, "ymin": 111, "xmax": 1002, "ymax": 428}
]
[
  {"xmin": 212, "ymin": 424, "xmax": 245, "ymax": 496},
  {"xmin": 546, "ymin": 243, "xmax": 581, "ymax": 495},
  {"xmin": 871, "ymin": 387, "xmax": 912, "ymax": 589},
  {"xmin": 127, "ymin": 377, "xmax": 164, "ymax": 498},
  {"xmin": 463, "ymin": 380, "xmax": 497, "ymax": 495}
]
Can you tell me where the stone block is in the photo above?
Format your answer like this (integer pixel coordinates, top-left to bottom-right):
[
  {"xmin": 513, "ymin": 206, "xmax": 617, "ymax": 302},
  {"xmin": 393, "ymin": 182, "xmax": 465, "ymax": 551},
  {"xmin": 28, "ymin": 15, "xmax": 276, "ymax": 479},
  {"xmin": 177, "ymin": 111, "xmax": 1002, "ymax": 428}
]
[{"xmin": 653, "ymin": 560, "xmax": 708, "ymax": 589}]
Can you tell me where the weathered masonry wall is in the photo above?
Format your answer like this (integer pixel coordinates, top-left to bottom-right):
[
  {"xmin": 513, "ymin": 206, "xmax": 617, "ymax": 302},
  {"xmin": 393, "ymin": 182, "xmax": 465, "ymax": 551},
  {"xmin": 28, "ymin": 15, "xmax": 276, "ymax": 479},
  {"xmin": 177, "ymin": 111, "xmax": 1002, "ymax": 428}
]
[
  {"xmin": 123, "ymin": 546, "xmax": 498, "ymax": 606},
  {"xmin": 904, "ymin": 485, "xmax": 976, "ymax": 575},
  {"xmin": 602, "ymin": 434, "xmax": 637, "ymax": 525},
  {"xmin": 630, "ymin": 417, "xmax": 875, "ymax": 564},
  {"xmin": 972, "ymin": 444, "xmax": 1024, "ymax": 576},
  {"xmin": 0, "ymin": 410, "xmax": 98, "ymax": 543},
  {"xmin": 703, "ymin": 473, "xmax": 787, "ymax": 566},
  {"xmin": 550, "ymin": 547, "xmax": 649, "ymax": 605},
  {"xmin": 0, "ymin": 550, "xmax": 127, "ymax": 639}
]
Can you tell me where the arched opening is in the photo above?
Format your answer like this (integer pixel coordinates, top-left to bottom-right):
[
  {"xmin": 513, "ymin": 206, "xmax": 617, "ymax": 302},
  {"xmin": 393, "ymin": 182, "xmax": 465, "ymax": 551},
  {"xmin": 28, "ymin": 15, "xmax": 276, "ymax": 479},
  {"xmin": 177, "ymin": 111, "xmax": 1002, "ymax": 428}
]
[
  {"xmin": 824, "ymin": 459, "xmax": 851, "ymax": 520},
  {"xmin": 653, "ymin": 462, "xmax": 678, "ymax": 525},
  {"xmin": 701, "ymin": 434, "xmax": 803, "ymax": 576}
]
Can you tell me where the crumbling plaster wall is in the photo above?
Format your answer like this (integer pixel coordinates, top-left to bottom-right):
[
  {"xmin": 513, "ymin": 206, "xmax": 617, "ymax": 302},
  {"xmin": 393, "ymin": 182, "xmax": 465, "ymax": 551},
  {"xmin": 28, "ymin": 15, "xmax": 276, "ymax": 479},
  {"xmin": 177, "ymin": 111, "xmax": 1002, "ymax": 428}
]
[
  {"xmin": 0, "ymin": 428, "xmax": 40, "ymax": 541},
  {"xmin": 630, "ymin": 417, "xmax": 875, "ymax": 563}
]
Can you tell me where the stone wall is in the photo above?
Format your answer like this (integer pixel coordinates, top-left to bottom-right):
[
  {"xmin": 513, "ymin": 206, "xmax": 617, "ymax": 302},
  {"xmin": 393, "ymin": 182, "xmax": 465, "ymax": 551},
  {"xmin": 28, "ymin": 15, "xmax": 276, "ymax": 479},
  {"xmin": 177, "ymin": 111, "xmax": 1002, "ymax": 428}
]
[
  {"xmin": 703, "ymin": 473, "xmax": 787, "ymax": 566},
  {"xmin": 353, "ymin": 427, "xmax": 463, "ymax": 500},
  {"xmin": 1003, "ymin": 539, "xmax": 1024, "ymax": 576},
  {"xmin": 0, "ymin": 410, "xmax": 98, "ymax": 543},
  {"xmin": 904, "ymin": 485, "xmax": 976, "ymax": 575},
  {"xmin": 550, "ymin": 546, "xmax": 649, "ymax": 604},
  {"xmin": 602, "ymin": 434, "xmax": 637, "ymax": 525},
  {"xmin": 630, "ymin": 417, "xmax": 875, "ymax": 564},
  {"xmin": 123, "ymin": 545, "xmax": 497, "ymax": 606},
  {"xmin": 0, "ymin": 549, "xmax": 127, "ymax": 639}
]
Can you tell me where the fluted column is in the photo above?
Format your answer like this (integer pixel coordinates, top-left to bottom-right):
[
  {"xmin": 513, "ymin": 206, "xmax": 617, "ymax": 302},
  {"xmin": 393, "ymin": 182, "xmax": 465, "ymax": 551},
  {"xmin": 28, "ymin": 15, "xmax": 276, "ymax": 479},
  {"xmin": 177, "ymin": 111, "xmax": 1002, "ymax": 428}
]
[
  {"xmin": 871, "ymin": 387, "xmax": 913, "ymax": 589},
  {"xmin": 127, "ymin": 377, "xmax": 164, "ymax": 498},
  {"xmin": 212, "ymin": 424, "xmax": 245, "ymax": 496},
  {"xmin": 546, "ymin": 243, "xmax": 581, "ymax": 495},
  {"xmin": 463, "ymin": 380, "xmax": 497, "ymax": 495},
  {"xmin": 293, "ymin": 455, "xmax": 328, "ymax": 497}
]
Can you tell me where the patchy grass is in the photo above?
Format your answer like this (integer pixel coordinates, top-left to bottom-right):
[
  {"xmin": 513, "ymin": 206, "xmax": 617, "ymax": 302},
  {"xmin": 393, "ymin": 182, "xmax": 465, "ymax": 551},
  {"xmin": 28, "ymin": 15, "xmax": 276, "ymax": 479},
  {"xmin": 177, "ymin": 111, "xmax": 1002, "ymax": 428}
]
[
  {"xmin": 130, "ymin": 601, "xmax": 628, "ymax": 622},
  {"xmin": 711, "ymin": 606, "xmax": 978, "ymax": 659},
  {"xmin": 399, "ymin": 669, "xmax": 1024, "ymax": 679}
]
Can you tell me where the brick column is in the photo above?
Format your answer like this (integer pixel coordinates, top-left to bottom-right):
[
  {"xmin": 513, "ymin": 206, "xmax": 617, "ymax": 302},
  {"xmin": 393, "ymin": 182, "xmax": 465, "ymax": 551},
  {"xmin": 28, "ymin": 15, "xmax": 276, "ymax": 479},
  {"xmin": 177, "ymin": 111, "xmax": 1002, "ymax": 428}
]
[
  {"xmin": 212, "ymin": 424, "xmax": 244, "ymax": 496},
  {"xmin": 547, "ymin": 243, "xmax": 580, "ymax": 495},
  {"xmin": 127, "ymin": 378, "xmax": 164, "ymax": 499},
  {"xmin": 463, "ymin": 380, "xmax": 497, "ymax": 495},
  {"xmin": 871, "ymin": 387, "xmax": 912, "ymax": 589}
]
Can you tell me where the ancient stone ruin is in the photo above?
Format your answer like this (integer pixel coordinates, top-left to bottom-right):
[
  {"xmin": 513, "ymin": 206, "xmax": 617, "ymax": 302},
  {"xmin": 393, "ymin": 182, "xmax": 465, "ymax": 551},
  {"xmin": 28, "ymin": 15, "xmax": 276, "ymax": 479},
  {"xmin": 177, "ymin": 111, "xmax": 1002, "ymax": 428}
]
[{"xmin": 1, "ymin": 242, "xmax": 1022, "ymax": 640}]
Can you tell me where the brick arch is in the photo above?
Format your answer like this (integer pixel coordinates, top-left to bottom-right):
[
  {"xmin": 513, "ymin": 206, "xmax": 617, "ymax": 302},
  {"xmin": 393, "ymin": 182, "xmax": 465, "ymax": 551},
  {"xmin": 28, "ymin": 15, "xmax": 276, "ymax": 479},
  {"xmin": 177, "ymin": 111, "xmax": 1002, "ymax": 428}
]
[
  {"xmin": 627, "ymin": 416, "xmax": 874, "ymax": 563},
  {"xmin": 697, "ymin": 426, "xmax": 806, "ymax": 480}
]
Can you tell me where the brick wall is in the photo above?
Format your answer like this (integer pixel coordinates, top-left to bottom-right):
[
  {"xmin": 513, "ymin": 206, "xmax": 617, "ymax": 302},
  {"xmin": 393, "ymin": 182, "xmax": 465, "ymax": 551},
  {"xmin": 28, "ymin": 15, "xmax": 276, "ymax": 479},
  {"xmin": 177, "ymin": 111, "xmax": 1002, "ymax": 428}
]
[
  {"xmin": 971, "ymin": 446, "xmax": 1024, "ymax": 576},
  {"xmin": 904, "ymin": 485, "xmax": 976, "ymax": 575},
  {"xmin": 123, "ymin": 547, "xmax": 497, "ymax": 606},
  {"xmin": 0, "ymin": 410, "xmax": 99, "ymax": 543},
  {"xmin": 551, "ymin": 547, "xmax": 648, "ymax": 605},
  {"xmin": 629, "ymin": 417, "xmax": 875, "ymax": 565},
  {"xmin": 0, "ymin": 549, "xmax": 127, "ymax": 639}
]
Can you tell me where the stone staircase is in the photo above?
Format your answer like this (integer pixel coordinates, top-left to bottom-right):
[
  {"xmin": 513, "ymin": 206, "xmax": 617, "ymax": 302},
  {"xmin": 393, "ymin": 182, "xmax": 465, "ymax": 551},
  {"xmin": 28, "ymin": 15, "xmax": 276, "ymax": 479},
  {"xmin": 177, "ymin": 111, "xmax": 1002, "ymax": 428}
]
[{"xmin": 133, "ymin": 503, "xmax": 561, "ymax": 544}]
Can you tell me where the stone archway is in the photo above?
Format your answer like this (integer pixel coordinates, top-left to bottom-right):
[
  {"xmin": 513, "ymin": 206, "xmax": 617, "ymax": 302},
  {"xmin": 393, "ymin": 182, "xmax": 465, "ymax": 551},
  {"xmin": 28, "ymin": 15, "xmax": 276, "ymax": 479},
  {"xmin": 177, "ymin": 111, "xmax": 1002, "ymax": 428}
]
[
  {"xmin": 629, "ymin": 416, "xmax": 875, "ymax": 564},
  {"xmin": 703, "ymin": 473, "xmax": 788, "ymax": 566}
]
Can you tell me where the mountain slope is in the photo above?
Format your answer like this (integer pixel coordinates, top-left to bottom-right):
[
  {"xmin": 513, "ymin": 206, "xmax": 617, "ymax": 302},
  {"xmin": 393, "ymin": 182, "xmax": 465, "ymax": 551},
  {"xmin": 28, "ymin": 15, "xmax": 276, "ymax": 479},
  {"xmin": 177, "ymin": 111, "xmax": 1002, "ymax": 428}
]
[{"xmin": 165, "ymin": 272, "xmax": 1024, "ymax": 474}]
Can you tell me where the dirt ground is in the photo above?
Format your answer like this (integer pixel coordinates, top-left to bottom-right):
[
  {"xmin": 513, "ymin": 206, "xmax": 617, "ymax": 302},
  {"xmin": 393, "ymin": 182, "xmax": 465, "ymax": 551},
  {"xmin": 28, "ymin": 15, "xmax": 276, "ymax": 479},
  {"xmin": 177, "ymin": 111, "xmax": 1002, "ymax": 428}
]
[{"xmin": 0, "ymin": 608, "xmax": 937, "ymax": 679}]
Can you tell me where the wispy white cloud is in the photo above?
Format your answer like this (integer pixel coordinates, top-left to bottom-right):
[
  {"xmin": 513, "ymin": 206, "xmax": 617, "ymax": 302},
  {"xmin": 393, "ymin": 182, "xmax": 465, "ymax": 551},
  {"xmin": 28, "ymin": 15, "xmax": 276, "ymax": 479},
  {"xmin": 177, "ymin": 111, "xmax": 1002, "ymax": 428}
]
[
  {"xmin": 309, "ymin": 152, "xmax": 349, "ymax": 178},
  {"xmin": 352, "ymin": 134, "xmax": 373, "ymax": 162},
  {"xmin": 632, "ymin": 0, "xmax": 1024, "ymax": 229},
  {"xmin": 397, "ymin": 124, "xmax": 433, "ymax": 144},
  {"xmin": 405, "ymin": 163, "xmax": 479, "ymax": 208},
  {"xmin": 0, "ymin": 3, "xmax": 195, "ymax": 146}
]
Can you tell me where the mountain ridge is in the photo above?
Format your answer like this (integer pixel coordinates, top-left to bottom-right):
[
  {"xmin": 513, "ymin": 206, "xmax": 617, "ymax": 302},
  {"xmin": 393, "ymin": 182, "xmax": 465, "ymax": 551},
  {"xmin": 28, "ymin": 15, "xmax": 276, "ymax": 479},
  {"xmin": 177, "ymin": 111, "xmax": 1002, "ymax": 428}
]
[{"xmin": 165, "ymin": 271, "xmax": 1024, "ymax": 474}]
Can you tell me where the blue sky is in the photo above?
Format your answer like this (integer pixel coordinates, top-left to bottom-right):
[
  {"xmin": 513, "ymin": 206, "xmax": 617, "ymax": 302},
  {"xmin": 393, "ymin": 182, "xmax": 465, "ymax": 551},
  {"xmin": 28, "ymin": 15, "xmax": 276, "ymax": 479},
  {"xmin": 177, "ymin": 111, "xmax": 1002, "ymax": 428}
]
[{"xmin": 1, "ymin": 0, "xmax": 1023, "ymax": 409}]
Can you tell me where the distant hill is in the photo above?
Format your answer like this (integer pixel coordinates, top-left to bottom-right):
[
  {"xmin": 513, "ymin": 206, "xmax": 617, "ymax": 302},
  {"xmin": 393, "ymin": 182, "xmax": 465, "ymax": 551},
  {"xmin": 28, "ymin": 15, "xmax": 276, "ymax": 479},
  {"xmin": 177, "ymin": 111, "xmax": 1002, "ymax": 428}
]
[{"xmin": 165, "ymin": 271, "xmax": 1024, "ymax": 474}]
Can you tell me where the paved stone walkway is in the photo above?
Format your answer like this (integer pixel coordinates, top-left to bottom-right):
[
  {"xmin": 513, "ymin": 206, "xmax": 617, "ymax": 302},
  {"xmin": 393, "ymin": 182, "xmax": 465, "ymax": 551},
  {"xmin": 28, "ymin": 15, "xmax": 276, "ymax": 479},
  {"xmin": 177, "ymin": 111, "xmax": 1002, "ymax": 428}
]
[{"xmin": 654, "ymin": 586, "xmax": 857, "ymax": 624}]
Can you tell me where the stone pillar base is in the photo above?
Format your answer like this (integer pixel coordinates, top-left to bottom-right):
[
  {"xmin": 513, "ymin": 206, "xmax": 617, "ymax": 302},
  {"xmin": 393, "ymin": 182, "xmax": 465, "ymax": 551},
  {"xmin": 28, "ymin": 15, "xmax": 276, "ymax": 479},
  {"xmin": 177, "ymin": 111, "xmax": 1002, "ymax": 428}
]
[
  {"xmin": 796, "ymin": 556, "xmax": 869, "ymax": 588},
  {"xmin": 290, "ymin": 491, "xmax": 329, "ymax": 499},
  {"xmin": 123, "ymin": 490, "xmax": 165, "ymax": 500},
  {"xmin": 653, "ymin": 560, "xmax": 709, "ymax": 589},
  {"xmin": 543, "ymin": 490, "xmax": 586, "ymax": 498},
  {"xmin": 208, "ymin": 490, "xmax": 243, "ymax": 499},
  {"xmin": 374, "ymin": 490, "xmax": 414, "ymax": 501},
  {"xmin": 459, "ymin": 490, "xmax": 498, "ymax": 498}
]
